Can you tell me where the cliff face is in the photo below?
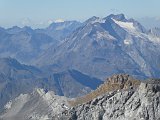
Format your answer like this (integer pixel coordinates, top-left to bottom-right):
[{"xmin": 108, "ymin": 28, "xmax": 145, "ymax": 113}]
[{"xmin": 56, "ymin": 75, "xmax": 160, "ymax": 120}]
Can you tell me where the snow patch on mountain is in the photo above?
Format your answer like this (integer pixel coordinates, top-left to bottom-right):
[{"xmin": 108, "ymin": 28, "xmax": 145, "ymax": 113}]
[
  {"xmin": 96, "ymin": 31, "xmax": 116, "ymax": 40},
  {"xmin": 148, "ymin": 34, "xmax": 160, "ymax": 43},
  {"xmin": 112, "ymin": 18, "xmax": 136, "ymax": 31},
  {"xmin": 54, "ymin": 19, "xmax": 65, "ymax": 23},
  {"xmin": 91, "ymin": 18, "xmax": 106, "ymax": 24},
  {"xmin": 124, "ymin": 39, "xmax": 132, "ymax": 45}
]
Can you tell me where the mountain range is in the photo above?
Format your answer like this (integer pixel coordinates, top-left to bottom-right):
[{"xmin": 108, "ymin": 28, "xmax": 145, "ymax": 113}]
[
  {"xmin": 1, "ymin": 14, "xmax": 160, "ymax": 80},
  {"xmin": 0, "ymin": 58, "xmax": 102, "ymax": 112},
  {"xmin": 36, "ymin": 14, "xmax": 160, "ymax": 79},
  {"xmin": 0, "ymin": 21, "xmax": 81, "ymax": 64},
  {"xmin": 0, "ymin": 14, "xmax": 160, "ymax": 119}
]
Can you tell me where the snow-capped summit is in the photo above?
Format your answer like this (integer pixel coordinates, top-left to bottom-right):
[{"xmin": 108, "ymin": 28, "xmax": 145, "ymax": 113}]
[
  {"xmin": 83, "ymin": 14, "xmax": 146, "ymax": 38},
  {"xmin": 36, "ymin": 14, "xmax": 160, "ymax": 80},
  {"xmin": 102, "ymin": 14, "xmax": 145, "ymax": 34}
]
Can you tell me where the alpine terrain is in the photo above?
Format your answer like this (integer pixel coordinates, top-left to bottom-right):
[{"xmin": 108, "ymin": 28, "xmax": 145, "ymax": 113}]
[
  {"xmin": 0, "ymin": 74, "xmax": 159, "ymax": 120},
  {"xmin": 0, "ymin": 14, "xmax": 160, "ymax": 120},
  {"xmin": 36, "ymin": 14, "xmax": 160, "ymax": 80}
]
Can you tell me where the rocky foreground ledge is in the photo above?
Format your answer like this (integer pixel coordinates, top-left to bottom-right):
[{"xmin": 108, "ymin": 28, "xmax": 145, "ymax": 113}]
[
  {"xmin": 1, "ymin": 74, "xmax": 159, "ymax": 120},
  {"xmin": 55, "ymin": 74, "xmax": 160, "ymax": 120}
]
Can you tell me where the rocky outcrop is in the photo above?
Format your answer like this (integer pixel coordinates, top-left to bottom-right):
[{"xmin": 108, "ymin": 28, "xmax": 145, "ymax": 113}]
[
  {"xmin": 1, "ymin": 74, "xmax": 159, "ymax": 120},
  {"xmin": 56, "ymin": 75, "xmax": 160, "ymax": 120},
  {"xmin": 0, "ymin": 89, "xmax": 70, "ymax": 120},
  {"xmin": 70, "ymin": 74, "xmax": 140, "ymax": 106}
]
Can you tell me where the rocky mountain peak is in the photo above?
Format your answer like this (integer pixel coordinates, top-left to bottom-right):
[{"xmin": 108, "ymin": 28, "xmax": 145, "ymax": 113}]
[
  {"xmin": 106, "ymin": 14, "xmax": 126, "ymax": 21},
  {"xmin": 57, "ymin": 77, "xmax": 160, "ymax": 120},
  {"xmin": 106, "ymin": 74, "xmax": 132, "ymax": 84},
  {"xmin": 84, "ymin": 16, "xmax": 101, "ymax": 24},
  {"xmin": 105, "ymin": 74, "xmax": 140, "ymax": 90},
  {"xmin": 69, "ymin": 74, "xmax": 140, "ymax": 106}
]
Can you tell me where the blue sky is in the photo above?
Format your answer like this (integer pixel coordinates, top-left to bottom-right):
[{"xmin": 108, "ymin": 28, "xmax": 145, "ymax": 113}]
[{"xmin": 0, "ymin": 0, "xmax": 160, "ymax": 28}]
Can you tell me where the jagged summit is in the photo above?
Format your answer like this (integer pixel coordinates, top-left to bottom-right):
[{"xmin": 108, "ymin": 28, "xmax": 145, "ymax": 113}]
[
  {"xmin": 85, "ymin": 14, "xmax": 127, "ymax": 24},
  {"xmin": 104, "ymin": 74, "xmax": 140, "ymax": 89},
  {"xmin": 105, "ymin": 14, "xmax": 126, "ymax": 21},
  {"xmin": 70, "ymin": 74, "xmax": 140, "ymax": 106},
  {"xmin": 84, "ymin": 16, "xmax": 101, "ymax": 24}
]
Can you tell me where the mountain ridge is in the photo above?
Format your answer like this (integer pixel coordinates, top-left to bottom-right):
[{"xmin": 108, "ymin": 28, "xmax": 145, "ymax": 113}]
[
  {"xmin": 56, "ymin": 75, "xmax": 160, "ymax": 120},
  {"xmin": 0, "ymin": 57, "xmax": 102, "ymax": 112},
  {"xmin": 1, "ymin": 74, "xmax": 159, "ymax": 120},
  {"xmin": 36, "ymin": 14, "xmax": 160, "ymax": 79}
]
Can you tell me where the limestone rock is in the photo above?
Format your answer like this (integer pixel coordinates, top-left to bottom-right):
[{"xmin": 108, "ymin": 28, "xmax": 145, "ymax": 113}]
[{"xmin": 56, "ymin": 76, "xmax": 160, "ymax": 120}]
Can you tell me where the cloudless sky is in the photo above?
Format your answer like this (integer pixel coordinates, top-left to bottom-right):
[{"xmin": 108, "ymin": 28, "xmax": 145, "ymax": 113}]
[{"xmin": 0, "ymin": 0, "xmax": 159, "ymax": 28}]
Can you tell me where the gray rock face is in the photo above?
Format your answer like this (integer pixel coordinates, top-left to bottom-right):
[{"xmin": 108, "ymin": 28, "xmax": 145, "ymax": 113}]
[
  {"xmin": 1, "ymin": 74, "xmax": 159, "ymax": 120},
  {"xmin": 57, "ymin": 79, "xmax": 160, "ymax": 120},
  {"xmin": 0, "ymin": 89, "xmax": 70, "ymax": 120}
]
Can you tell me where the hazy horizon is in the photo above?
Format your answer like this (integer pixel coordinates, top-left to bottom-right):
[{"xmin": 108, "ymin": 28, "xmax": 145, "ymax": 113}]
[{"xmin": 1, "ymin": 0, "xmax": 160, "ymax": 28}]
